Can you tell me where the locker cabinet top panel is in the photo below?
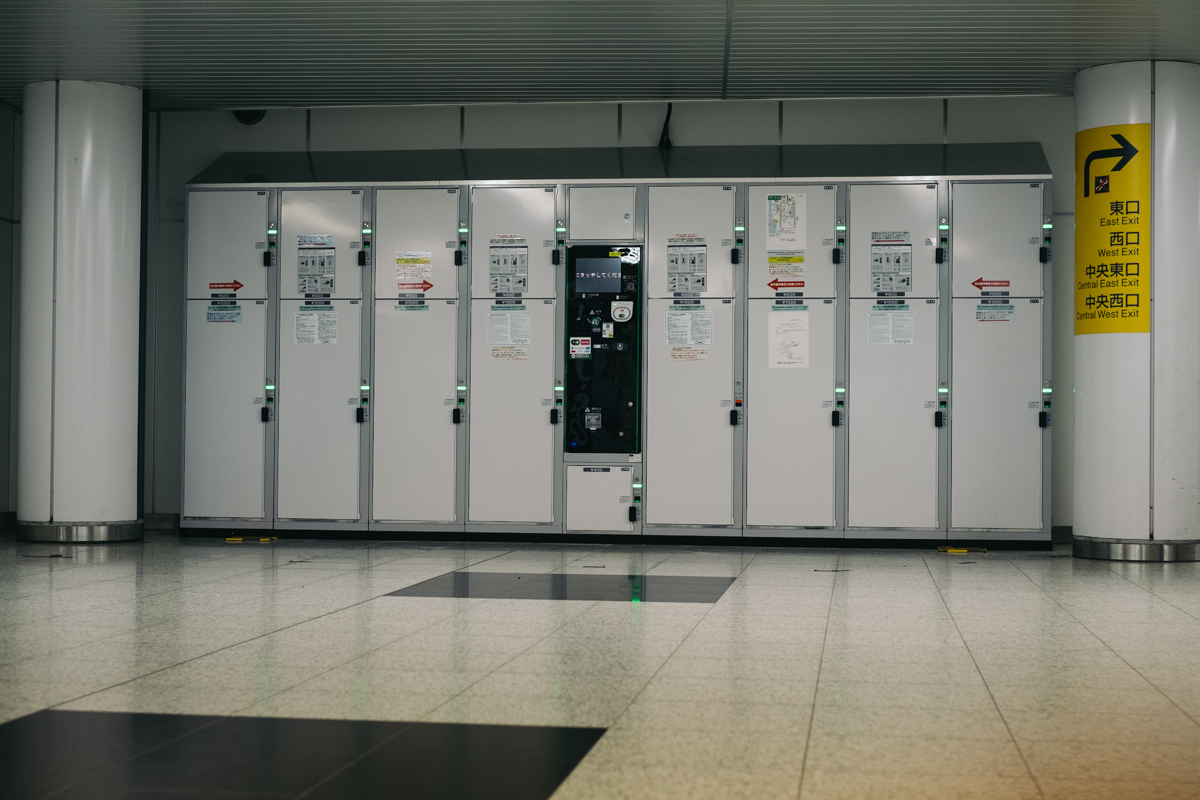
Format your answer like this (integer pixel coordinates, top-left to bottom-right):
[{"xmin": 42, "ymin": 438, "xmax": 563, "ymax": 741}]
[{"xmin": 189, "ymin": 144, "xmax": 1051, "ymax": 186}]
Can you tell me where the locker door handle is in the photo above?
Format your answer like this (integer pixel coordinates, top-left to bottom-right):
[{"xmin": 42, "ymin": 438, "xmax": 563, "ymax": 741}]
[
  {"xmin": 452, "ymin": 408, "xmax": 462, "ymax": 424},
  {"xmin": 261, "ymin": 407, "xmax": 270, "ymax": 422},
  {"xmin": 454, "ymin": 250, "xmax": 464, "ymax": 267},
  {"xmin": 730, "ymin": 248, "xmax": 740, "ymax": 264},
  {"xmin": 934, "ymin": 411, "xmax": 944, "ymax": 427},
  {"xmin": 832, "ymin": 248, "xmax": 842, "ymax": 264},
  {"xmin": 551, "ymin": 249, "xmax": 561, "ymax": 266},
  {"xmin": 550, "ymin": 409, "xmax": 559, "ymax": 424},
  {"xmin": 358, "ymin": 250, "xmax": 367, "ymax": 266},
  {"xmin": 1039, "ymin": 411, "xmax": 1050, "ymax": 428},
  {"xmin": 629, "ymin": 506, "xmax": 640, "ymax": 523},
  {"xmin": 935, "ymin": 247, "xmax": 945, "ymax": 264},
  {"xmin": 1039, "ymin": 246, "xmax": 1049, "ymax": 264},
  {"xmin": 262, "ymin": 251, "xmax": 272, "ymax": 267},
  {"xmin": 831, "ymin": 410, "xmax": 842, "ymax": 427},
  {"xmin": 356, "ymin": 407, "xmax": 365, "ymax": 424},
  {"xmin": 730, "ymin": 409, "xmax": 740, "ymax": 425}
]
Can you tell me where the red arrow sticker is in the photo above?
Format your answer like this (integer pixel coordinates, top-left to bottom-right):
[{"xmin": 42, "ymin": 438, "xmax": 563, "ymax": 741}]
[
  {"xmin": 768, "ymin": 279, "xmax": 806, "ymax": 290},
  {"xmin": 209, "ymin": 280, "xmax": 244, "ymax": 291},
  {"xmin": 971, "ymin": 278, "xmax": 1010, "ymax": 290},
  {"xmin": 398, "ymin": 280, "xmax": 435, "ymax": 292}
]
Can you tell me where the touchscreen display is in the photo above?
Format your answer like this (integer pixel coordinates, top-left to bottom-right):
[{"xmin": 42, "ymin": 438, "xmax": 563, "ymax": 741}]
[{"xmin": 574, "ymin": 257, "xmax": 622, "ymax": 293}]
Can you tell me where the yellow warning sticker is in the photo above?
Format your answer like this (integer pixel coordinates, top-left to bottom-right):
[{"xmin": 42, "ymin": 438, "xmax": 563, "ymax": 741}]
[{"xmin": 1075, "ymin": 123, "xmax": 1151, "ymax": 334}]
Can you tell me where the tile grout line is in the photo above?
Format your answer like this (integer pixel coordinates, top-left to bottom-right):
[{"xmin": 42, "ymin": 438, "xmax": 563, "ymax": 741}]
[
  {"xmin": 919, "ymin": 553, "xmax": 1046, "ymax": 800},
  {"xmin": 1100, "ymin": 559, "xmax": 1200, "ymax": 624},
  {"xmin": 44, "ymin": 547, "xmax": 530, "ymax": 713},
  {"xmin": 1008, "ymin": 558, "xmax": 1200, "ymax": 731},
  {"xmin": 794, "ymin": 550, "xmax": 839, "ymax": 800}
]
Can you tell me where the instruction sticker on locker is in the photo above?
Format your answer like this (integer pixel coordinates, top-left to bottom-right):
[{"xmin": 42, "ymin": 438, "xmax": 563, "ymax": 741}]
[
  {"xmin": 767, "ymin": 251, "xmax": 806, "ymax": 278},
  {"xmin": 488, "ymin": 247, "xmax": 529, "ymax": 293},
  {"xmin": 870, "ymin": 231, "xmax": 912, "ymax": 293},
  {"xmin": 486, "ymin": 311, "xmax": 532, "ymax": 345},
  {"xmin": 395, "ymin": 252, "xmax": 432, "ymax": 280},
  {"xmin": 866, "ymin": 305, "xmax": 914, "ymax": 346},
  {"xmin": 569, "ymin": 337, "xmax": 592, "ymax": 359},
  {"xmin": 206, "ymin": 302, "xmax": 241, "ymax": 323},
  {"xmin": 666, "ymin": 309, "xmax": 712, "ymax": 346},
  {"xmin": 491, "ymin": 346, "xmax": 529, "ymax": 361},
  {"xmin": 976, "ymin": 301, "xmax": 1014, "ymax": 322},
  {"xmin": 297, "ymin": 248, "xmax": 336, "ymax": 294},
  {"xmin": 294, "ymin": 309, "xmax": 338, "ymax": 345},
  {"xmin": 766, "ymin": 194, "xmax": 806, "ymax": 249},
  {"xmin": 667, "ymin": 237, "xmax": 707, "ymax": 292},
  {"xmin": 769, "ymin": 309, "xmax": 809, "ymax": 368}
]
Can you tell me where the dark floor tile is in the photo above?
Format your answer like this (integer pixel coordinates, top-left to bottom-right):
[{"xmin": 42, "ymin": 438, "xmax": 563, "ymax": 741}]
[
  {"xmin": 388, "ymin": 571, "xmax": 736, "ymax": 602},
  {"xmin": 306, "ymin": 722, "xmax": 605, "ymax": 800},
  {"xmin": 71, "ymin": 716, "xmax": 409, "ymax": 798},
  {"xmin": 0, "ymin": 710, "xmax": 221, "ymax": 799}
]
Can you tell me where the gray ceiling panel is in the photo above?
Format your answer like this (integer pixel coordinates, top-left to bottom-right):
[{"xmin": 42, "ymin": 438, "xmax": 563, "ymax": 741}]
[{"xmin": 1, "ymin": 1, "xmax": 1198, "ymax": 110}]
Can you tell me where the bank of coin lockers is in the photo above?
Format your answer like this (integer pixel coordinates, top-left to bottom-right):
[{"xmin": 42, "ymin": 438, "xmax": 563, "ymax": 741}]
[{"xmin": 181, "ymin": 146, "xmax": 1052, "ymax": 541}]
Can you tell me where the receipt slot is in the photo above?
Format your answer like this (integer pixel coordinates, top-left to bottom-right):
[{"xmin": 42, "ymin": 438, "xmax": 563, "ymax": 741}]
[{"xmin": 565, "ymin": 245, "xmax": 642, "ymax": 453}]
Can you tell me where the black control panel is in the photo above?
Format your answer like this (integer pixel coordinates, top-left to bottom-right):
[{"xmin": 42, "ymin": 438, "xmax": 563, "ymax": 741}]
[{"xmin": 565, "ymin": 245, "xmax": 641, "ymax": 453}]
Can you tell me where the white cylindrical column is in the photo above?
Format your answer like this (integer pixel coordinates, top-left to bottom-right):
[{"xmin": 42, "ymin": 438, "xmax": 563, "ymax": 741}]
[
  {"xmin": 17, "ymin": 80, "xmax": 143, "ymax": 543},
  {"xmin": 1074, "ymin": 61, "xmax": 1200, "ymax": 561}
]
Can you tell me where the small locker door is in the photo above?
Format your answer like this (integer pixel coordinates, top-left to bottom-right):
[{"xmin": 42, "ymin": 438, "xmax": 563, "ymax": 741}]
[
  {"xmin": 645, "ymin": 298, "xmax": 735, "ymax": 526},
  {"xmin": 372, "ymin": 299, "xmax": 459, "ymax": 522},
  {"xmin": 468, "ymin": 299, "xmax": 557, "ymax": 523},
  {"xmin": 848, "ymin": 298, "xmax": 940, "ymax": 529},
  {"xmin": 951, "ymin": 182, "xmax": 1045, "ymax": 298},
  {"xmin": 183, "ymin": 300, "xmax": 268, "ymax": 519},
  {"xmin": 746, "ymin": 299, "xmax": 837, "ymax": 527},
  {"xmin": 470, "ymin": 187, "xmax": 557, "ymax": 299},
  {"xmin": 849, "ymin": 184, "xmax": 939, "ymax": 298},
  {"xmin": 748, "ymin": 185, "xmax": 838, "ymax": 298},
  {"xmin": 280, "ymin": 190, "xmax": 364, "ymax": 301},
  {"xmin": 647, "ymin": 185, "xmax": 736, "ymax": 299},
  {"xmin": 277, "ymin": 299, "xmax": 362, "ymax": 520},
  {"xmin": 569, "ymin": 186, "xmax": 636, "ymax": 241},
  {"xmin": 187, "ymin": 190, "xmax": 270, "ymax": 299},
  {"xmin": 951, "ymin": 299, "xmax": 1043, "ymax": 529},
  {"xmin": 375, "ymin": 188, "xmax": 461, "ymax": 300}
]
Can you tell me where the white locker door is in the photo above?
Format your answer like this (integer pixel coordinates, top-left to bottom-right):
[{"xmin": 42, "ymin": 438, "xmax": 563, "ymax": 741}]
[
  {"xmin": 468, "ymin": 300, "xmax": 556, "ymax": 523},
  {"xmin": 470, "ymin": 187, "xmax": 557, "ymax": 299},
  {"xmin": 648, "ymin": 185, "xmax": 736, "ymax": 298},
  {"xmin": 187, "ymin": 190, "xmax": 269, "ymax": 299},
  {"xmin": 568, "ymin": 186, "xmax": 636, "ymax": 241},
  {"xmin": 646, "ymin": 298, "xmax": 735, "ymax": 526},
  {"xmin": 375, "ymin": 188, "xmax": 460, "ymax": 300},
  {"xmin": 952, "ymin": 299, "xmax": 1043, "ymax": 529},
  {"xmin": 746, "ymin": 300, "xmax": 836, "ymax": 527},
  {"xmin": 748, "ymin": 185, "xmax": 838, "ymax": 298},
  {"xmin": 566, "ymin": 466, "xmax": 634, "ymax": 532},
  {"xmin": 280, "ymin": 190, "xmax": 364, "ymax": 301},
  {"xmin": 372, "ymin": 300, "xmax": 459, "ymax": 522},
  {"xmin": 277, "ymin": 300, "xmax": 362, "ymax": 520},
  {"xmin": 951, "ymin": 182, "xmax": 1045, "ymax": 298},
  {"xmin": 183, "ymin": 300, "xmax": 267, "ymax": 519},
  {"xmin": 849, "ymin": 184, "xmax": 939, "ymax": 298},
  {"xmin": 848, "ymin": 299, "xmax": 939, "ymax": 529}
]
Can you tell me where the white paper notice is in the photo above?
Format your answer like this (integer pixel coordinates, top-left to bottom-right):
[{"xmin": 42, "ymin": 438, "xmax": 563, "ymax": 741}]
[
  {"xmin": 767, "ymin": 251, "xmax": 806, "ymax": 278},
  {"xmin": 486, "ymin": 311, "xmax": 533, "ymax": 345},
  {"xmin": 666, "ymin": 239, "xmax": 707, "ymax": 292},
  {"xmin": 666, "ymin": 311, "xmax": 713, "ymax": 346},
  {"xmin": 395, "ymin": 252, "xmax": 432, "ymax": 280},
  {"xmin": 488, "ymin": 247, "xmax": 529, "ymax": 293},
  {"xmin": 769, "ymin": 310, "xmax": 810, "ymax": 368},
  {"xmin": 767, "ymin": 194, "xmax": 806, "ymax": 249},
  {"xmin": 294, "ymin": 311, "xmax": 338, "ymax": 345},
  {"xmin": 871, "ymin": 245, "xmax": 912, "ymax": 292},
  {"xmin": 491, "ymin": 346, "xmax": 529, "ymax": 361},
  {"xmin": 670, "ymin": 347, "xmax": 708, "ymax": 361},
  {"xmin": 866, "ymin": 310, "xmax": 914, "ymax": 346}
]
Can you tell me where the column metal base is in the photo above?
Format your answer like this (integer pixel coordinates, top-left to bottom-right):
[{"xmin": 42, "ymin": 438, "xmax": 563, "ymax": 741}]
[
  {"xmin": 17, "ymin": 521, "xmax": 144, "ymax": 543},
  {"xmin": 1073, "ymin": 535, "xmax": 1199, "ymax": 562}
]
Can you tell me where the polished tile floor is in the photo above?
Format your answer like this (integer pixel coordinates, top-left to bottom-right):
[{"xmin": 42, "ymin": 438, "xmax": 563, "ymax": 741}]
[{"xmin": 3, "ymin": 533, "xmax": 1200, "ymax": 799}]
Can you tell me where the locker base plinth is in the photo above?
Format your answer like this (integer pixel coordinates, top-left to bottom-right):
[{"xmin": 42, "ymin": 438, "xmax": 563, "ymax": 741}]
[
  {"xmin": 1073, "ymin": 535, "xmax": 1199, "ymax": 562},
  {"xmin": 17, "ymin": 521, "xmax": 144, "ymax": 543}
]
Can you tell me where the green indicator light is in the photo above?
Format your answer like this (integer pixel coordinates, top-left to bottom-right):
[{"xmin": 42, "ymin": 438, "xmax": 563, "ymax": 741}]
[
  {"xmin": 632, "ymin": 483, "xmax": 643, "ymax": 489},
  {"xmin": 267, "ymin": 229, "xmax": 278, "ymax": 235},
  {"xmin": 938, "ymin": 388, "xmax": 949, "ymax": 393},
  {"xmin": 1042, "ymin": 223, "xmax": 1054, "ymax": 229},
  {"xmin": 458, "ymin": 227, "xmax": 469, "ymax": 233},
  {"xmin": 456, "ymin": 385, "xmax": 467, "ymax": 391},
  {"xmin": 1042, "ymin": 388, "xmax": 1053, "ymax": 393},
  {"xmin": 938, "ymin": 224, "xmax": 950, "ymax": 230},
  {"xmin": 265, "ymin": 384, "xmax": 276, "ymax": 390},
  {"xmin": 835, "ymin": 225, "xmax": 847, "ymax": 231},
  {"xmin": 556, "ymin": 227, "xmax": 567, "ymax": 232},
  {"xmin": 362, "ymin": 228, "xmax": 372, "ymax": 234},
  {"xmin": 360, "ymin": 385, "xmax": 370, "ymax": 391},
  {"xmin": 554, "ymin": 386, "xmax": 564, "ymax": 392},
  {"xmin": 835, "ymin": 387, "xmax": 846, "ymax": 393},
  {"xmin": 734, "ymin": 226, "xmax": 745, "ymax": 232}
]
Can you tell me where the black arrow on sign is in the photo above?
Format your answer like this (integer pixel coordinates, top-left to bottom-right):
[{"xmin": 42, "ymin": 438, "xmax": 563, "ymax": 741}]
[{"xmin": 1083, "ymin": 134, "xmax": 1139, "ymax": 197}]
